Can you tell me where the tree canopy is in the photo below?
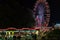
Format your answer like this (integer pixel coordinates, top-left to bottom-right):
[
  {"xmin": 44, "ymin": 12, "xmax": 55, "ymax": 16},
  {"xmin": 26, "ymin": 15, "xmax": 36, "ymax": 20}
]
[{"xmin": 43, "ymin": 29, "xmax": 60, "ymax": 40}]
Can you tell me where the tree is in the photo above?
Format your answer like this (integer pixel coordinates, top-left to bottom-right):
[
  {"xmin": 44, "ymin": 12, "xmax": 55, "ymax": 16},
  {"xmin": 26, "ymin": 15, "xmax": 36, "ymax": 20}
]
[{"xmin": 44, "ymin": 29, "xmax": 60, "ymax": 40}]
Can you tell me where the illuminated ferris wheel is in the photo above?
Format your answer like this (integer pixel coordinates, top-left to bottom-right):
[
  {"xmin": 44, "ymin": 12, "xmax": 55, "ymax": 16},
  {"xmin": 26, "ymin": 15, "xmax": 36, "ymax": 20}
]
[{"xmin": 33, "ymin": 0, "xmax": 50, "ymax": 27}]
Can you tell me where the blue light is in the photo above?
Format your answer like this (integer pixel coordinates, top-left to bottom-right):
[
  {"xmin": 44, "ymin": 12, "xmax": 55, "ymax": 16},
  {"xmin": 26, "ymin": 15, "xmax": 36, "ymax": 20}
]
[{"xmin": 55, "ymin": 24, "xmax": 60, "ymax": 27}]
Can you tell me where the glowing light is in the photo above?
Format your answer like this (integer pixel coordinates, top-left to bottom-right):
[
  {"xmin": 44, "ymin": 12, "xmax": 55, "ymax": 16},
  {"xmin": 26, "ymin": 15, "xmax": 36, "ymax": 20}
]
[
  {"xmin": 55, "ymin": 24, "xmax": 60, "ymax": 27},
  {"xmin": 35, "ymin": 3, "xmax": 45, "ymax": 27},
  {"xmin": 36, "ymin": 31, "xmax": 39, "ymax": 35}
]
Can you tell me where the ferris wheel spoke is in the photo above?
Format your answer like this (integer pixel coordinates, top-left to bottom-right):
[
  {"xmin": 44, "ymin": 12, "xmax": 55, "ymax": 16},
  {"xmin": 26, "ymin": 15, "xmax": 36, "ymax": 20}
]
[{"xmin": 33, "ymin": 0, "xmax": 50, "ymax": 27}]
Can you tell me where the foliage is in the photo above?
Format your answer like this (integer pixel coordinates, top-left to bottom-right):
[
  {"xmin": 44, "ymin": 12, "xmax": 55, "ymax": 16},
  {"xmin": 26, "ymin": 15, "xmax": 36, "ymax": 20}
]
[{"xmin": 42, "ymin": 29, "xmax": 60, "ymax": 40}]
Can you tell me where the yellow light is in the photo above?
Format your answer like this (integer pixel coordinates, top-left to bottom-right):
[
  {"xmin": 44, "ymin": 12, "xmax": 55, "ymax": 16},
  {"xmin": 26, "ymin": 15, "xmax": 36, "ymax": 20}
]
[
  {"xmin": 36, "ymin": 31, "xmax": 39, "ymax": 35},
  {"xmin": 6, "ymin": 32, "xmax": 9, "ymax": 35},
  {"xmin": 12, "ymin": 32, "xmax": 14, "ymax": 35},
  {"xmin": 8, "ymin": 32, "xmax": 10, "ymax": 35}
]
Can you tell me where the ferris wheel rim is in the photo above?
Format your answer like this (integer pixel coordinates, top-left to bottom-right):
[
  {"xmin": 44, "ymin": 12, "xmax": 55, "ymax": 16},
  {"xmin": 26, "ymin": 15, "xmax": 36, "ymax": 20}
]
[{"xmin": 33, "ymin": 0, "xmax": 50, "ymax": 27}]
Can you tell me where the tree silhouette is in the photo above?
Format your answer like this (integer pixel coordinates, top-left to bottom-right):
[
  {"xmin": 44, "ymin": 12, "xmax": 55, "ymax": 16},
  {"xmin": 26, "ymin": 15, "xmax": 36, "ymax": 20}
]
[{"xmin": 44, "ymin": 29, "xmax": 60, "ymax": 40}]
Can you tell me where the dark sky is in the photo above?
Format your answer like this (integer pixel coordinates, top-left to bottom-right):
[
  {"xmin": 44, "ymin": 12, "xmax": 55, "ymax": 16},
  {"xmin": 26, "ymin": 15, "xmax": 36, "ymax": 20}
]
[
  {"xmin": 0, "ymin": 0, "xmax": 36, "ymax": 28},
  {"xmin": 47, "ymin": 0, "xmax": 60, "ymax": 26},
  {"xmin": 0, "ymin": 0, "xmax": 59, "ymax": 28}
]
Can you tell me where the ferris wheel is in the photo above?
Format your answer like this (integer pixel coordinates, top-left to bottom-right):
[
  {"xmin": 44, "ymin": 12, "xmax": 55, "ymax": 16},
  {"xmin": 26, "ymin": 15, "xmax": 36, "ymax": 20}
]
[{"xmin": 33, "ymin": 0, "xmax": 50, "ymax": 27}]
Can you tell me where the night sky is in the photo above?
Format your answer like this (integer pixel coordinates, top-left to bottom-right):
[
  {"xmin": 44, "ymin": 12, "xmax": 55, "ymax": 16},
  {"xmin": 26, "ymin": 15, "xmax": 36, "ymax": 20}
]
[
  {"xmin": 47, "ymin": 0, "xmax": 60, "ymax": 26},
  {"xmin": 0, "ymin": 0, "xmax": 59, "ymax": 28}
]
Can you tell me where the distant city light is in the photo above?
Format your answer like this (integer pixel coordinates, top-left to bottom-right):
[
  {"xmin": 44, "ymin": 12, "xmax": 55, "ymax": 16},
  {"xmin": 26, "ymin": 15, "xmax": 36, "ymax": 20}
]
[{"xmin": 55, "ymin": 24, "xmax": 60, "ymax": 27}]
